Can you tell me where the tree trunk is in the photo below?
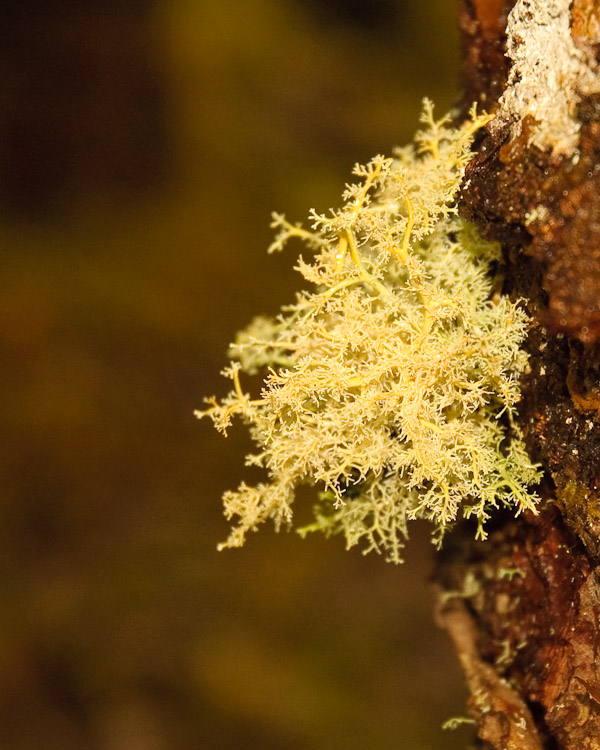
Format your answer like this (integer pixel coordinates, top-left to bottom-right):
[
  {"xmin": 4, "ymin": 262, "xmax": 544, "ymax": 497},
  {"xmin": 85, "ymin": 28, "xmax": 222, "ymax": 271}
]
[{"xmin": 434, "ymin": 1, "xmax": 600, "ymax": 748}]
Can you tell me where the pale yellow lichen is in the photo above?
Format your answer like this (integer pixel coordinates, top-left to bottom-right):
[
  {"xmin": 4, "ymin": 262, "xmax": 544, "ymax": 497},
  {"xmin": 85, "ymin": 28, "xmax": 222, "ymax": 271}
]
[{"xmin": 198, "ymin": 102, "xmax": 541, "ymax": 563}]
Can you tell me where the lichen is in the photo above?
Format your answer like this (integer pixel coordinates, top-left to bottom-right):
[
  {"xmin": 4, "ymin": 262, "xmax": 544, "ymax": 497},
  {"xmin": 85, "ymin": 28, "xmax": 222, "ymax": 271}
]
[
  {"xmin": 198, "ymin": 102, "xmax": 541, "ymax": 563},
  {"xmin": 494, "ymin": 0, "xmax": 600, "ymax": 155}
]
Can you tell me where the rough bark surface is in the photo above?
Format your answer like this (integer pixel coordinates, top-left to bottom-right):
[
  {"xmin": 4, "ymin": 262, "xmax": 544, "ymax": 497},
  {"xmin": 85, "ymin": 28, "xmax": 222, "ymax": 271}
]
[{"xmin": 435, "ymin": 1, "xmax": 600, "ymax": 747}]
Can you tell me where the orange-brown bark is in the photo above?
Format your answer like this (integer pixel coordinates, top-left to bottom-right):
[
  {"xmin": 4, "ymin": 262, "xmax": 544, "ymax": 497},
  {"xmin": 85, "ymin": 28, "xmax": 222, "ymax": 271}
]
[{"xmin": 438, "ymin": 2, "xmax": 600, "ymax": 747}]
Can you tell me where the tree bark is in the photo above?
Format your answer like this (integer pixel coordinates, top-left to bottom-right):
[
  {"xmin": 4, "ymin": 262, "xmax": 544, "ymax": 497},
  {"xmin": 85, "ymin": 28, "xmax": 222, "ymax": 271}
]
[{"xmin": 434, "ymin": 1, "xmax": 600, "ymax": 747}]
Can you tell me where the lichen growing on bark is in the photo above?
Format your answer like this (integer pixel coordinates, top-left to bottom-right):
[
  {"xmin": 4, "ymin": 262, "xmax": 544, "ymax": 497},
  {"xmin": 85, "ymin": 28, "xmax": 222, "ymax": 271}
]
[
  {"xmin": 493, "ymin": 0, "xmax": 600, "ymax": 155},
  {"xmin": 199, "ymin": 103, "xmax": 540, "ymax": 563}
]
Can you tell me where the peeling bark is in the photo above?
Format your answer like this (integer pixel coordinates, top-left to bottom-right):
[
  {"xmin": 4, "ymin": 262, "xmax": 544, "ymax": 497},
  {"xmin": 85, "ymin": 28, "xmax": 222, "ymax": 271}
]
[
  {"xmin": 436, "ymin": 508, "xmax": 600, "ymax": 747},
  {"xmin": 436, "ymin": 1, "xmax": 600, "ymax": 747}
]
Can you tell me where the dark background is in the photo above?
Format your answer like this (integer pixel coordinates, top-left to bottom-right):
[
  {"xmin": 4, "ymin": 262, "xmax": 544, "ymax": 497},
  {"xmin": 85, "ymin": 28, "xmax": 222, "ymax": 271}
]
[{"xmin": 1, "ymin": 1, "xmax": 471, "ymax": 748}]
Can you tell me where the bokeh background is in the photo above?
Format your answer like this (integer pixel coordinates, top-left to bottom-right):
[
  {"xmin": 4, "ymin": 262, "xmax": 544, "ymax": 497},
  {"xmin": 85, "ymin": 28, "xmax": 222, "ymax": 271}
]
[{"xmin": 1, "ymin": 1, "xmax": 472, "ymax": 748}]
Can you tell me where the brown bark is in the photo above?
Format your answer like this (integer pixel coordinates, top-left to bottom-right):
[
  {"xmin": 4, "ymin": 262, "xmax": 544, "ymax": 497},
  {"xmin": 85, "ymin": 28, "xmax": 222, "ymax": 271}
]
[{"xmin": 435, "ymin": 1, "xmax": 600, "ymax": 747}]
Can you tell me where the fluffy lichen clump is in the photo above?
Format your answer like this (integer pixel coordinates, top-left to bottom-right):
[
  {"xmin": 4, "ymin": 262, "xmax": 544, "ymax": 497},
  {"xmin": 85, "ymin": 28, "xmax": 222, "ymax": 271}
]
[{"xmin": 198, "ymin": 102, "xmax": 540, "ymax": 563}]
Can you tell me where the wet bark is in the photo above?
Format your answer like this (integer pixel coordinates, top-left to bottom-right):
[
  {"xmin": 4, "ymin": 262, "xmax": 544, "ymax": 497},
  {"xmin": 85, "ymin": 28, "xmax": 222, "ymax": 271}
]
[{"xmin": 434, "ymin": 1, "xmax": 600, "ymax": 747}]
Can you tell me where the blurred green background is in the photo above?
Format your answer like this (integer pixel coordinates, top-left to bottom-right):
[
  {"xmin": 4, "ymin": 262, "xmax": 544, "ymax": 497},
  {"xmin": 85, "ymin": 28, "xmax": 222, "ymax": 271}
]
[{"xmin": 1, "ymin": 1, "xmax": 471, "ymax": 748}]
